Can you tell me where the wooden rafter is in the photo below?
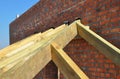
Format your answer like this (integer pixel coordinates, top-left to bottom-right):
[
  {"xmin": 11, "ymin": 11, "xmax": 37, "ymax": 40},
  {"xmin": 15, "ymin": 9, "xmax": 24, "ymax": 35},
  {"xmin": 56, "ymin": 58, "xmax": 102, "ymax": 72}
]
[
  {"xmin": 76, "ymin": 20, "xmax": 120, "ymax": 66},
  {"xmin": 0, "ymin": 22, "xmax": 78, "ymax": 79}
]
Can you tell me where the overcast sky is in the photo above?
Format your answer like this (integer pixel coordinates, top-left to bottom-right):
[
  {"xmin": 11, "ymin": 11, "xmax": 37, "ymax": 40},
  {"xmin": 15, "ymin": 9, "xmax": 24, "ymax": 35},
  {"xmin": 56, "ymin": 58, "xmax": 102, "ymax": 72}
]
[{"xmin": 0, "ymin": 0, "xmax": 39, "ymax": 50}]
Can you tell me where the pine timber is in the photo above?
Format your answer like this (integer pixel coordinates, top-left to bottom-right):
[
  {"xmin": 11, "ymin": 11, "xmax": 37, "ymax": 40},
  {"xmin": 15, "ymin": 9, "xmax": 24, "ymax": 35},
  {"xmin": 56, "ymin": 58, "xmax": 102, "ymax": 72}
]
[
  {"xmin": 0, "ymin": 24, "xmax": 66, "ymax": 60},
  {"xmin": 76, "ymin": 20, "xmax": 120, "ymax": 66}
]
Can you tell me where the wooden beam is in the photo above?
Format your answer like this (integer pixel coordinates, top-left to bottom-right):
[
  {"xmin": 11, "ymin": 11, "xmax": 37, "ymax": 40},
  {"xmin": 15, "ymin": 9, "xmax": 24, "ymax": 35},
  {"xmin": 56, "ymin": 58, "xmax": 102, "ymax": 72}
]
[
  {"xmin": 0, "ymin": 24, "xmax": 66, "ymax": 60},
  {"xmin": 0, "ymin": 45, "xmax": 51, "ymax": 79},
  {"xmin": 0, "ymin": 24, "xmax": 66, "ymax": 79},
  {"xmin": 58, "ymin": 69, "xmax": 60, "ymax": 79},
  {"xmin": 76, "ymin": 20, "xmax": 120, "ymax": 66},
  {"xmin": 0, "ymin": 22, "xmax": 77, "ymax": 79},
  {"xmin": 51, "ymin": 43, "xmax": 89, "ymax": 79}
]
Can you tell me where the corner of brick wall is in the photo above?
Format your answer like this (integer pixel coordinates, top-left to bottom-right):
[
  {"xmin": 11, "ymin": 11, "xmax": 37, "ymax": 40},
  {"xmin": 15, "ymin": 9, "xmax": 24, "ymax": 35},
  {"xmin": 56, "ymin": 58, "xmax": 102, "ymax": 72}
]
[{"xmin": 10, "ymin": 0, "xmax": 120, "ymax": 79}]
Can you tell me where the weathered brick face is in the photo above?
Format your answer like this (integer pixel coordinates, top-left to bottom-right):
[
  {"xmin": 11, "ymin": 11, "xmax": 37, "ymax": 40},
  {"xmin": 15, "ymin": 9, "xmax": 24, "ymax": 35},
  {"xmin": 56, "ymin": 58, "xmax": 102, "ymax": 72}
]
[{"xmin": 10, "ymin": 0, "xmax": 120, "ymax": 79}]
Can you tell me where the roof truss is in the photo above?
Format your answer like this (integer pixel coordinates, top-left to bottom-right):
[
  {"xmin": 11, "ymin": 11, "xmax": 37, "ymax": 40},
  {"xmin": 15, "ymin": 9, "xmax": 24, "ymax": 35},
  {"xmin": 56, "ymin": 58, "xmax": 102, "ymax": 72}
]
[{"xmin": 0, "ymin": 20, "xmax": 120, "ymax": 79}]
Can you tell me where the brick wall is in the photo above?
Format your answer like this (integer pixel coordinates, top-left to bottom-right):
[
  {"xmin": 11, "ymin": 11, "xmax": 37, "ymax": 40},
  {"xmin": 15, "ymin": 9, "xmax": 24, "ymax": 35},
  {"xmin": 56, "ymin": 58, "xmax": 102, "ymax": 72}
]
[{"xmin": 10, "ymin": 0, "xmax": 120, "ymax": 79}]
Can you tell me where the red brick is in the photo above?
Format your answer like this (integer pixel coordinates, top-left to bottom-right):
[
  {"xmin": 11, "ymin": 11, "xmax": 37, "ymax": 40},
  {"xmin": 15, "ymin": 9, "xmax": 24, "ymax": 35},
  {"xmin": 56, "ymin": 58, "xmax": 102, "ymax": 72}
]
[
  {"xmin": 98, "ymin": 10, "xmax": 108, "ymax": 16},
  {"xmin": 105, "ymin": 73, "xmax": 111, "ymax": 78},
  {"xmin": 111, "ymin": 17, "xmax": 120, "ymax": 23},
  {"xmin": 110, "ymin": 28, "xmax": 120, "ymax": 33},
  {"xmin": 117, "ymin": 75, "xmax": 120, "ymax": 79},
  {"xmin": 109, "ymin": 6, "xmax": 120, "ymax": 13},
  {"xmin": 108, "ymin": 69, "xmax": 116, "ymax": 73},
  {"xmin": 104, "ymin": 64, "xmax": 109, "ymax": 68},
  {"xmin": 100, "ymin": 73, "xmax": 105, "ymax": 77},
  {"xmin": 97, "ymin": 68, "xmax": 106, "ymax": 72},
  {"xmin": 100, "ymin": 20, "xmax": 109, "ymax": 26},
  {"xmin": 89, "ymin": 68, "xmax": 96, "ymax": 71},
  {"xmin": 101, "ymin": 30, "xmax": 110, "ymax": 34},
  {"xmin": 109, "ymin": 64, "xmax": 115, "ymax": 68}
]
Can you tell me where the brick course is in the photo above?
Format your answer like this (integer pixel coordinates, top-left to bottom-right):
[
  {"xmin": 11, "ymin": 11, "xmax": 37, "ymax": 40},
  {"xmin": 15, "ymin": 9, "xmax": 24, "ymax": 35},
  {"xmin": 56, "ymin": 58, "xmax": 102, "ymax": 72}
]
[{"xmin": 10, "ymin": 0, "xmax": 120, "ymax": 79}]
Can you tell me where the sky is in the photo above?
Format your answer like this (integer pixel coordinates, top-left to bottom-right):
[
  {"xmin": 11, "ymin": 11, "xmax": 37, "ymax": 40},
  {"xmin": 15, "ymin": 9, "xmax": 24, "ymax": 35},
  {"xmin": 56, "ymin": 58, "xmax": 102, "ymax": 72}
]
[{"xmin": 0, "ymin": 0, "xmax": 39, "ymax": 50}]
